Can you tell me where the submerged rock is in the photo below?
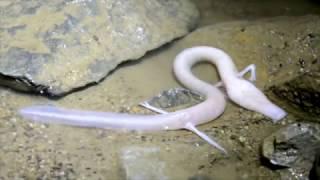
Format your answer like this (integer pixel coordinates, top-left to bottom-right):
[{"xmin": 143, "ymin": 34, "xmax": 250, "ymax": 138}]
[
  {"xmin": 140, "ymin": 88, "xmax": 204, "ymax": 113},
  {"xmin": 120, "ymin": 146, "xmax": 168, "ymax": 180},
  {"xmin": 0, "ymin": 0, "xmax": 199, "ymax": 96},
  {"xmin": 262, "ymin": 123, "xmax": 320, "ymax": 179},
  {"xmin": 268, "ymin": 69, "xmax": 320, "ymax": 122}
]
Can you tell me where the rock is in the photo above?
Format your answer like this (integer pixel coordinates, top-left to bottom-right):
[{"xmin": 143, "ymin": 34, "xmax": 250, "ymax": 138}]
[
  {"xmin": 262, "ymin": 123, "xmax": 320, "ymax": 179},
  {"xmin": 140, "ymin": 88, "xmax": 204, "ymax": 112},
  {"xmin": 310, "ymin": 150, "xmax": 320, "ymax": 180},
  {"xmin": 268, "ymin": 68, "xmax": 320, "ymax": 122},
  {"xmin": 0, "ymin": 0, "xmax": 199, "ymax": 96},
  {"xmin": 120, "ymin": 146, "xmax": 169, "ymax": 180}
]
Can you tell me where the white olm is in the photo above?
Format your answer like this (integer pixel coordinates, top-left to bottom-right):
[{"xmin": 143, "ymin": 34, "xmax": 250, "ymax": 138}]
[{"xmin": 19, "ymin": 46, "xmax": 287, "ymax": 154}]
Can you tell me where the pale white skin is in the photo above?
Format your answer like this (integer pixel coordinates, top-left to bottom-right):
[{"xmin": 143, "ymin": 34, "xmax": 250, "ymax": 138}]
[{"xmin": 19, "ymin": 46, "xmax": 287, "ymax": 153}]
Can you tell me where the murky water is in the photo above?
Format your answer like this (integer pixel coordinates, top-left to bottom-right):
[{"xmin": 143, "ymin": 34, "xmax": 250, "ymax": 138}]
[{"xmin": 0, "ymin": 0, "xmax": 320, "ymax": 179}]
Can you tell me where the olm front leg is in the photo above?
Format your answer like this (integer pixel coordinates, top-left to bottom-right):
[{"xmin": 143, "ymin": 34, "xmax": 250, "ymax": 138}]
[
  {"xmin": 238, "ymin": 64, "xmax": 256, "ymax": 82},
  {"xmin": 215, "ymin": 64, "xmax": 256, "ymax": 87}
]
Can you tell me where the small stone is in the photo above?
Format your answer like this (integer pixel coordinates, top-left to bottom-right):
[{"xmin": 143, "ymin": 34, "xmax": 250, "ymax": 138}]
[
  {"xmin": 239, "ymin": 136, "xmax": 246, "ymax": 143},
  {"xmin": 120, "ymin": 146, "xmax": 169, "ymax": 180}
]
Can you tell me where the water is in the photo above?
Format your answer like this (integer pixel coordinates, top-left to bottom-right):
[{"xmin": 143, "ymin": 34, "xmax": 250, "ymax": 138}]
[{"xmin": 0, "ymin": 0, "xmax": 320, "ymax": 179}]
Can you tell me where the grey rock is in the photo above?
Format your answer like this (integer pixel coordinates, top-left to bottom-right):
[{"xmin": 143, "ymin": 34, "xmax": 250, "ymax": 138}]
[
  {"xmin": 141, "ymin": 88, "xmax": 204, "ymax": 113},
  {"xmin": 120, "ymin": 146, "xmax": 169, "ymax": 180},
  {"xmin": 0, "ymin": 0, "xmax": 199, "ymax": 96},
  {"xmin": 262, "ymin": 123, "xmax": 320, "ymax": 179}
]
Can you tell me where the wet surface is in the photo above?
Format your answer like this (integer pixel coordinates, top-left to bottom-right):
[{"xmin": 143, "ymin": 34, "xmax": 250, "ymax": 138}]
[
  {"xmin": 1, "ymin": 0, "xmax": 320, "ymax": 179},
  {"xmin": 0, "ymin": 0, "xmax": 198, "ymax": 96}
]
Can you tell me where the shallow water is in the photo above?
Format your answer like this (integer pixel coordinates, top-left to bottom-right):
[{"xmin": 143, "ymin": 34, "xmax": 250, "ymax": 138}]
[{"xmin": 1, "ymin": 0, "xmax": 320, "ymax": 179}]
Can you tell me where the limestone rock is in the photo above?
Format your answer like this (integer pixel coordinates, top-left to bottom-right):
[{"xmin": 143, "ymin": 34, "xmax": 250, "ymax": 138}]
[
  {"xmin": 262, "ymin": 123, "xmax": 320, "ymax": 179},
  {"xmin": 0, "ymin": 0, "xmax": 199, "ymax": 96},
  {"xmin": 120, "ymin": 147, "xmax": 169, "ymax": 180},
  {"xmin": 141, "ymin": 88, "xmax": 204, "ymax": 113}
]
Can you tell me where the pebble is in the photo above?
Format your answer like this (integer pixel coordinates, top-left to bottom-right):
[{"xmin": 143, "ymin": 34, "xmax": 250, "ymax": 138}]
[{"xmin": 239, "ymin": 136, "xmax": 246, "ymax": 143}]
